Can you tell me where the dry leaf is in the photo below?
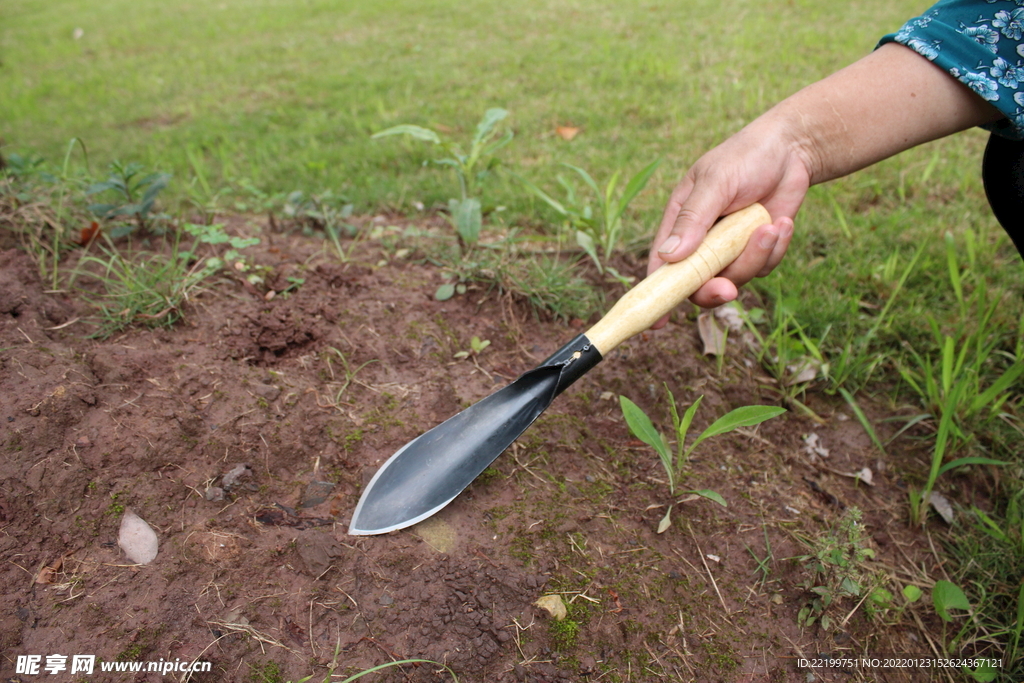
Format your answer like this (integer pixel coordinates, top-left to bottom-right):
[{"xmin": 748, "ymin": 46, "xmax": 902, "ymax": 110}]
[
  {"xmin": 555, "ymin": 125, "xmax": 580, "ymax": 141},
  {"xmin": 927, "ymin": 491, "xmax": 955, "ymax": 525},
  {"xmin": 118, "ymin": 509, "xmax": 159, "ymax": 565},
  {"xmin": 657, "ymin": 506, "xmax": 673, "ymax": 534},
  {"xmin": 697, "ymin": 312, "xmax": 727, "ymax": 356},
  {"xmin": 34, "ymin": 556, "xmax": 64, "ymax": 584},
  {"xmin": 786, "ymin": 358, "xmax": 821, "ymax": 385},
  {"xmin": 533, "ymin": 594, "xmax": 567, "ymax": 621},
  {"xmin": 825, "ymin": 466, "xmax": 875, "ymax": 486}
]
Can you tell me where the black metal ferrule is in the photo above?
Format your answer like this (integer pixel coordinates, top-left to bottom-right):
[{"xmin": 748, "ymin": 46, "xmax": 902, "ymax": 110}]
[{"xmin": 539, "ymin": 333, "xmax": 604, "ymax": 397}]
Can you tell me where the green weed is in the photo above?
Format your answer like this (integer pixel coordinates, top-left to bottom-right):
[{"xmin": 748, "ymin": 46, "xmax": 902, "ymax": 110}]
[
  {"xmin": 549, "ymin": 615, "xmax": 581, "ymax": 651},
  {"xmin": 939, "ymin": 486, "xmax": 1024, "ymax": 682},
  {"xmin": 1, "ymin": 139, "xmax": 92, "ymax": 289},
  {"xmin": 73, "ymin": 233, "xmax": 216, "ymax": 337},
  {"xmin": 732, "ymin": 293, "xmax": 830, "ymax": 420},
  {"xmin": 86, "ymin": 160, "xmax": 170, "ymax": 236},
  {"xmin": 182, "ymin": 221, "xmax": 261, "ymax": 267},
  {"xmin": 794, "ymin": 507, "xmax": 885, "ymax": 632},
  {"xmin": 514, "ymin": 158, "xmax": 660, "ymax": 282},
  {"xmin": 281, "ymin": 190, "xmax": 359, "ymax": 262},
  {"xmin": 322, "ymin": 348, "xmax": 378, "ymax": 408},
  {"xmin": 896, "ymin": 291, "xmax": 1019, "ymax": 525},
  {"xmin": 433, "ymin": 240, "xmax": 604, "ymax": 322},
  {"xmin": 620, "ymin": 385, "xmax": 784, "ymax": 532},
  {"xmin": 744, "ymin": 517, "xmax": 775, "ymax": 592},
  {"xmin": 106, "ymin": 492, "xmax": 126, "ymax": 516},
  {"xmin": 453, "ymin": 336, "xmax": 490, "ymax": 360},
  {"xmin": 247, "ymin": 660, "xmax": 284, "ymax": 683},
  {"xmin": 373, "ymin": 108, "xmax": 512, "ymax": 250}
]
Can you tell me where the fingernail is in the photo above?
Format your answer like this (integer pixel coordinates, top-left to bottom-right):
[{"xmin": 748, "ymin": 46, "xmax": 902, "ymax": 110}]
[
  {"xmin": 657, "ymin": 235, "xmax": 681, "ymax": 254},
  {"xmin": 759, "ymin": 229, "xmax": 779, "ymax": 249}
]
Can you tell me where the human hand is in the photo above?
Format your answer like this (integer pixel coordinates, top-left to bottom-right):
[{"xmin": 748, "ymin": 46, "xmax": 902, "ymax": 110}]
[
  {"xmin": 647, "ymin": 41, "xmax": 1007, "ymax": 330},
  {"xmin": 648, "ymin": 120, "xmax": 808, "ymax": 324}
]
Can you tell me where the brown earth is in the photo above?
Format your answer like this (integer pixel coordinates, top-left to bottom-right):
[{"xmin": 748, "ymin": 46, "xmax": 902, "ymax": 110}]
[{"xmin": 0, "ymin": 216, "xmax": 972, "ymax": 682}]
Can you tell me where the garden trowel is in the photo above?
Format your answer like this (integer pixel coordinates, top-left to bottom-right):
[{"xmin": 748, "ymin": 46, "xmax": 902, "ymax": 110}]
[{"xmin": 349, "ymin": 203, "xmax": 771, "ymax": 535}]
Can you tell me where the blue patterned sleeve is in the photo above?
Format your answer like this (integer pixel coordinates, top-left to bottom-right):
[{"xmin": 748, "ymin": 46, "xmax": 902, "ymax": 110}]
[{"xmin": 878, "ymin": 0, "xmax": 1024, "ymax": 140}]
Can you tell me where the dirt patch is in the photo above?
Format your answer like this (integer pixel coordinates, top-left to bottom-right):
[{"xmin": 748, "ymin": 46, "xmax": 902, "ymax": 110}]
[{"xmin": 0, "ymin": 221, "xmax": 958, "ymax": 682}]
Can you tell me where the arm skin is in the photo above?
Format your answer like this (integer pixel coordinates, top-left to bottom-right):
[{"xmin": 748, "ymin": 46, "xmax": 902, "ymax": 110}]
[{"xmin": 649, "ymin": 42, "xmax": 1004, "ymax": 321}]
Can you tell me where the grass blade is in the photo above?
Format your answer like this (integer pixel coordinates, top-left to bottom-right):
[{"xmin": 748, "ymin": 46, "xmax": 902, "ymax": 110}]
[
  {"xmin": 945, "ymin": 231, "xmax": 965, "ymax": 316},
  {"xmin": 338, "ymin": 659, "xmax": 458, "ymax": 683},
  {"xmin": 472, "ymin": 108, "xmax": 508, "ymax": 148},
  {"xmin": 371, "ymin": 125, "xmax": 441, "ymax": 144},
  {"xmin": 511, "ymin": 172, "xmax": 569, "ymax": 216},
  {"xmin": 620, "ymin": 396, "xmax": 673, "ymax": 491},
  {"xmin": 675, "ymin": 395, "xmax": 704, "ymax": 471},
  {"xmin": 936, "ymin": 456, "xmax": 1009, "ymax": 478},
  {"xmin": 614, "ymin": 158, "xmax": 661, "ymax": 224},
  {"xmin": 971, "ymin": 359, "xmax": 1024, "ymax": 414},
  {"xmin": 561, "ymin": 163, "xmax": 600, "ymax": 197},
  {"xmin": 685, "ymin": 489, "xmax": 727, "ymax": 507},
  {"xmin": 838, "ymin": 388, "xmax": 886, "ymax": 455},
  {"xmin": 941, "ymin": 335, "xmax": 954, "ymax": 398},
  {"xmin": 694, "ymin": 405, "xmax": 786, "ymax": 444}
]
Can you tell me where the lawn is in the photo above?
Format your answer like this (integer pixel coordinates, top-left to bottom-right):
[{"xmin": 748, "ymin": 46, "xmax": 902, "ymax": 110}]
[{"xmin": 1, "ymin": 0, "xmax": 970, "ymax": 207}]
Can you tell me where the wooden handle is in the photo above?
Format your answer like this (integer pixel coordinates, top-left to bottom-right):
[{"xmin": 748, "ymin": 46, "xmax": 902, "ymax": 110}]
[{"xmin": 585, "ymin": 203, "xmax": 771, "ymax": 355}]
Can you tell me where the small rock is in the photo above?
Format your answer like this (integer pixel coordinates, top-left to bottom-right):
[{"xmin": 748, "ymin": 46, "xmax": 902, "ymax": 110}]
[
  {"xmin": 253, "ymin": 383, "xmax": 281, "ymax": 402},
  {"xmin": 803, "ymin": 433, "xmax": 830, "ymax": 459},
  {"xmin": 534, "ymin": 594, "xmax": 567, "ymax": 621},
  {"xmin": 296, "ymin": 536, "xmax": 346, "ymax": 577},
  {"xmin": 118, "ymin": 509, "xmax": 159, "ymax": 565},
  {"xmin": 204, "ymin": 487, "xmax": 225, "ymax": 502},
  {"xmin": 222, "ymin": 464, "xmax": 252, "ymax": 489},
  {"xmin": 378, "ymin": 594, "xmax": 394, "ymax": 606},
  {"xmin": 299, "ymin": 480, "xmax": 334, "ymax": 509}
]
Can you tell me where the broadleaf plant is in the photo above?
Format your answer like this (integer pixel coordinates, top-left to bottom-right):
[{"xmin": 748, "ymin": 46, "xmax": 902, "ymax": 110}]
[
  {"xmin": 372, "ymin": 108, "xmax": 512, "ymax": 252},
  {"xmin": 86, "ymin": 161, "xmax": 171, "ymax": 236},
  {"xmin": 932, "ymin": 579, "xmax": 972, "ymax": 622},
  {"xmin": 621, "ymin": 386, "xmax": 785, "ymax": 533}
]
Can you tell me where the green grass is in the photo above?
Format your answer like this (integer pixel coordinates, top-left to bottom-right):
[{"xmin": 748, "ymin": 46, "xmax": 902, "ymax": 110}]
[{"xmin": 2, "ymin": 0, "xmax": 966, "ymax": 218}]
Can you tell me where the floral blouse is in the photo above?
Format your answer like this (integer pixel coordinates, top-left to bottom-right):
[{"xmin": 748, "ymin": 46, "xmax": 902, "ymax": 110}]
[{"xmin": 879, "ymin": 0, "xmax": 1024, "ymax": 139}]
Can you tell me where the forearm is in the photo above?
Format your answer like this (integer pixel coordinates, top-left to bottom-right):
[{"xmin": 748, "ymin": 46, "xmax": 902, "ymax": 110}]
[{"xmin": 773, "ymin": 43, "xmax": 1003, "ymax": 185}]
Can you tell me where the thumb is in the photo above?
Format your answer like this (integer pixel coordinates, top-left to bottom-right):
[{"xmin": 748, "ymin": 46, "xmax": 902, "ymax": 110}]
[{"xmin": 653, "ymin": 187, "xmax": 732, "ymax": 270}]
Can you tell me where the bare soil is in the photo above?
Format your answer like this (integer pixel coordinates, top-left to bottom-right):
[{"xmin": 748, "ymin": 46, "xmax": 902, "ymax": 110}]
[{"xmin": 0, "ymin": 216, "xmax": 961, "ymax": 682}]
